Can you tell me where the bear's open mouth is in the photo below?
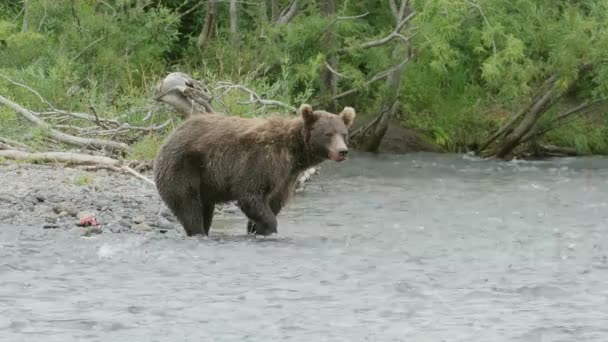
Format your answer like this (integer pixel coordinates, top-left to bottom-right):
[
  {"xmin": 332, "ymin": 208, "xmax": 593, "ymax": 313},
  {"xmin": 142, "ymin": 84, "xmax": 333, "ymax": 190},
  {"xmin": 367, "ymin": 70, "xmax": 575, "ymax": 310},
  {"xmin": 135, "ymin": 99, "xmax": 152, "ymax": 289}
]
[{"xmin": 328, "ymin": 151, "xmax": 346, "ymax": 162}]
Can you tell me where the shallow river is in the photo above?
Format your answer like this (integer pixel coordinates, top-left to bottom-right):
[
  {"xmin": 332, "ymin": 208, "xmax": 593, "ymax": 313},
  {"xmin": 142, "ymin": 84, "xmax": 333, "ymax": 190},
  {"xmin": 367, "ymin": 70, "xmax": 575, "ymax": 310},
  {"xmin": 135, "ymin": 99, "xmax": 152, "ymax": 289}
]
[{"xmin": 1, "ymin": 153, "xmax": 608, "ymax": 341}]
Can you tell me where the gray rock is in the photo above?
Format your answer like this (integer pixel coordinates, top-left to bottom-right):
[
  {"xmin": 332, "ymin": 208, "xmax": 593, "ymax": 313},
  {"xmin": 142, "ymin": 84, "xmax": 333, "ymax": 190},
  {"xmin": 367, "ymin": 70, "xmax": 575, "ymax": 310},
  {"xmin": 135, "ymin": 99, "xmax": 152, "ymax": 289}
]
[
  {"xmin": 35, "ymin": 194, "xmax": 46, "ymax": 203},
  {"xmin": 45, "ymin": 215, "xmax": 58, "ymax": 224},
  {"xmin": 132, "ymin": 222, "xmax": 153, "ymax": 232},
  {"xmin": 0, "ymin": 195, "xmax": 15, "ymax": 204},
  {"xmin": 53, "ymin": 202, "xmax": 78, "ymax": 217},
  {"xmin": 119, "ymin": 219, "xmax": 131, "ymax": 228},
  {"xmin": 57, "ymin": 211, "xmax": 69, "ymax": 218},
  {"xmin": 108, "ymin": 224, "xmax": 124, "ymax": 233},
  {"xmin": 80, "ymin": 226, "xmax": 103, "ymax": 236},
  {"xmin": 159, "ymin": 207, "xmax": 174, "ymax": 220},
  {"xmin": 0, "ymin": 210, "xmax": 18, "ymax": 221},
  {"xmin": 53, "ymin": 203, "xmax": 66, "ymax": 214},
  {"xmin": 132, "ymin": 215, "xmax": 145, "ymax": 224},
  {"xmin": 156, "ymin": 217, "xmax": 174, "ymax": 231}
]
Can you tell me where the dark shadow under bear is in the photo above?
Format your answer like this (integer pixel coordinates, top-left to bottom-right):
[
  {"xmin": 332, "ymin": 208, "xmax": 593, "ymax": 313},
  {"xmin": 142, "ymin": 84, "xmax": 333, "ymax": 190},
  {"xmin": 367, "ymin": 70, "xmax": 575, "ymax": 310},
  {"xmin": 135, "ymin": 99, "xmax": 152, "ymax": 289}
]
[{"xmin": 153, "ymin": 104, "xmax": 356, "ymax": 236}]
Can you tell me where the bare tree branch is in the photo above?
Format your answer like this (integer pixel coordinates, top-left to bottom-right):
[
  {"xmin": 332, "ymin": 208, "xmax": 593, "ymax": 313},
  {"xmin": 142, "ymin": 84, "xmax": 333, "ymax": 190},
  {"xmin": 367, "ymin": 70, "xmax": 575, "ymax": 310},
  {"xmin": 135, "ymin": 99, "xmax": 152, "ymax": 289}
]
[
  {"xmin": 331, "ymin": 57, "xmax": 410, "ymax": 101},
  {"xmin": 464, "ymin": 0, "xmax": 496, "ymax": 56},
  {"xmin": 275, "ymin": 0, "xmax": 300, "ymax": 25},
  {"xmin": 72, "ymin": 37, "xmax": 104, "ymax": 62},
  {"xmin": 215, "ymin": 82, "xmax": 297, "ymax": 111},
  {"xmin": 520, "ymin": 99, "xmax": 608, "ymax": 144},
  {"xmin": 324, "ymin": 61, "xmax": 350, "ymax": 79},
  {"xmin": 356, "ymin": 11, "xmax": 415, "ymax": 49}
]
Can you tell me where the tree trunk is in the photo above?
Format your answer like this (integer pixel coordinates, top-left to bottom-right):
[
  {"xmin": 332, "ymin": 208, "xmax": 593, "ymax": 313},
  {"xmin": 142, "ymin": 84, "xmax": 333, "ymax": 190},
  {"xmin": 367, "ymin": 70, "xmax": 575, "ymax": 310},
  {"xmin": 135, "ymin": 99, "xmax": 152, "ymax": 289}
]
[
  {"xmin": 275, "ymin": 0, "xmax": 300, "ymax": 25},
  {"xmin": 358, "ymin": 45, "xmax": 406, "ymax": 152},
  {"xmin": 493, "ymin": 84, "xmax": 558, "ymax": 159},
  {"xmin": 259, "ymin": 0, "xmax": 268, "ymax": 23},
  {"xmin": 350, "ymin": 1, "xmax": 412, "ymax": 152},
  {"xmin": 477, "ymin": 75, "xmax": 560, "ymax": 159},
  {"xmin": 271, "ymin": 0, "xmax": 279, "ymax": 22},
  {"xmin": 197, "ymin": 0, "xmax": 218, "ymax": 52},
  {"xmin": 21, "ymin": 0, "xmax": 30, "ymax": 32},
  {"xmin": 319, "ymin": 0, "xmax": 337, "ymax": 111},
  {"xmin": 230, "ymin": 0, "xmax": 239, "ymax": 49}
]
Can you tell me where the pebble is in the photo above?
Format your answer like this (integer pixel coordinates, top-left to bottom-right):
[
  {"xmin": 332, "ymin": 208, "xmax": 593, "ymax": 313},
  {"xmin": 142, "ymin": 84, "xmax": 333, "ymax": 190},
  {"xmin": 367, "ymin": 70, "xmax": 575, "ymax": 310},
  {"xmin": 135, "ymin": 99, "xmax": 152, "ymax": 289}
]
[
  {"xmin": 0, "ymin": 210, "xmax": 18, "ymax": 221},
  {"xmin": 80, "ymin": 226, "xmax": 103, "ymax": 236},
  {"xmin": 159, "ymin": 207, "xmax": 176, "ymax": 221},
  {"xmin": 119, "ymin": 219, "xmax": 131, "ymax": 228},
  {"xmin": 156, "ymin": 217, "xmax": 174, "ymax": 231},
  {"xmin": 132, "ymin": 222, "xmax": 153, "ymax": 232},
  {"xmin": 35, "ymin": 194, "xmax": 46, "ymax": 203},
  {"xmin": 44, "ymin": 215, "xmax": 58, "ymax": 224},
  {"xmin": 53, "ymin": 202, "xmax": 78, "ymax": 217},
  {"xmin": 132, "ymin": 215, "xmax": 146, "ymax": 224},
  {"xmin": 0, "ymin": 195, "xmax": 15, "ymax": 204},
  {"xmin": 108, "ymin": 224, "xmax": 124, "ymax": 233}
]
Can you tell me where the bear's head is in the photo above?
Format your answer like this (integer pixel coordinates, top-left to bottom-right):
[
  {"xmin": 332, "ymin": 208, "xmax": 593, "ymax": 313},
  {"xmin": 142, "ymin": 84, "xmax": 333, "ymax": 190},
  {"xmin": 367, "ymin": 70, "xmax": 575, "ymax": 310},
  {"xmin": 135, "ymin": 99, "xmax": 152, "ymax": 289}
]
[{"xmin": 299, "ymin": 103, "xmax": 356, "ymax": 162}]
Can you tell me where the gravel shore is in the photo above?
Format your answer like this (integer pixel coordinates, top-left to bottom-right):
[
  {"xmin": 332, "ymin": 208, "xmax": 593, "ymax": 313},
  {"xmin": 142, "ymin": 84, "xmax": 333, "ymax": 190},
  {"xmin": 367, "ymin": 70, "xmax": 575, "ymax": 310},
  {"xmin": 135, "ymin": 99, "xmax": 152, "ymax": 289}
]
[{"xmin": 0, "ymin": 161, "xmax": 239, "ymax": 236}]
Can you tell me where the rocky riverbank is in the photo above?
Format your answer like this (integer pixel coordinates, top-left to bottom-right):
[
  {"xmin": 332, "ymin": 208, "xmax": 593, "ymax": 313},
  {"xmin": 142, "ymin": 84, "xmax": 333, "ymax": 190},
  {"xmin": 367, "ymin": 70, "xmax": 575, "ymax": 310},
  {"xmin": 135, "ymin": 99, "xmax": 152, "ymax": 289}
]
[{"xmin": 0, "ymin": 161, "xmax": 241, "ymax": 236}]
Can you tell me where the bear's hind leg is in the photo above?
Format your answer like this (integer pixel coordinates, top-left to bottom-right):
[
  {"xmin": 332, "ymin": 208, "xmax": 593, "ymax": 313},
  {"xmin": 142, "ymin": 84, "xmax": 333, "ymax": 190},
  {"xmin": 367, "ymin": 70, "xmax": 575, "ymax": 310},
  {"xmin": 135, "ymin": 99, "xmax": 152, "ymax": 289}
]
[
  {"xmin": 202, "ymin": 203, "xmax": 215, "ymax": 236},
  {"xmin": 169, "ymin": 188, "xmax": 205, "ymax": 236}
]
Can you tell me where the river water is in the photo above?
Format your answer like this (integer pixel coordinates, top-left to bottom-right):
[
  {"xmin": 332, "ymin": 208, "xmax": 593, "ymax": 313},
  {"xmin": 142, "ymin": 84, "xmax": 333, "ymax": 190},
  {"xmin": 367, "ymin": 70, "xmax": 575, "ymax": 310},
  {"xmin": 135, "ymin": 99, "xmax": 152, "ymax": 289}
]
[{"xmin": 1, "ymin": 152, "xmax": 607, "ymax": 341}]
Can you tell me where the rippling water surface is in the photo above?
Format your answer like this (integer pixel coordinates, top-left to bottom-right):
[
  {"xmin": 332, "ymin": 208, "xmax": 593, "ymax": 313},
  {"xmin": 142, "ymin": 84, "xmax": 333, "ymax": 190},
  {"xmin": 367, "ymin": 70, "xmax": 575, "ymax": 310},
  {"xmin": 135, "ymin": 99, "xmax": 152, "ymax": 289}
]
[{"xmin": 1, "ymin": 152, "xmax": 608, "ymax": 341}]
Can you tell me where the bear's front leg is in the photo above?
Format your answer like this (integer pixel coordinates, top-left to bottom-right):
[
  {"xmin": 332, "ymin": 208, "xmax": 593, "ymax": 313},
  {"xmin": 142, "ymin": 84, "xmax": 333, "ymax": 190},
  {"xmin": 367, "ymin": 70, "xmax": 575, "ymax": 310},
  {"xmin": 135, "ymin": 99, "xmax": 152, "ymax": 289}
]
[
  {"xmin": 238, "ymin": 198, "xmax": 278, "ymax": 236},
  {"xmin": 246, "ymin": 194, "xmax": 284, "ymax": 235}
]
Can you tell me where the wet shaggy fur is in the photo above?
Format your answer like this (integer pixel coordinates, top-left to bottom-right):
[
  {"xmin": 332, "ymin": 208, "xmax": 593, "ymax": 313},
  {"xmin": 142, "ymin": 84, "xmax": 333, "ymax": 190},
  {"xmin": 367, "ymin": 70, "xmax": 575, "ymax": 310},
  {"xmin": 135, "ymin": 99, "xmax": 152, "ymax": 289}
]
[{"xmin": 153, "ymin": 104, "xmax": 356, "ymax": 236}]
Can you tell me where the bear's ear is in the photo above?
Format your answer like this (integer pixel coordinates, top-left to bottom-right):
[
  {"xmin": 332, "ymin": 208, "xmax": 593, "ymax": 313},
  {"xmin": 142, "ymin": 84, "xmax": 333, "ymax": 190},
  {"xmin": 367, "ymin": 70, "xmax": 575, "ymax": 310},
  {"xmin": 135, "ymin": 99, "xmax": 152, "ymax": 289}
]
[
  {"xmin": 299, "ymin": 103, "xmax": 319, "ymax": 125},
  {"xmin": 339, "ymin": 107, "xmax": 356, "ymax": 128}
]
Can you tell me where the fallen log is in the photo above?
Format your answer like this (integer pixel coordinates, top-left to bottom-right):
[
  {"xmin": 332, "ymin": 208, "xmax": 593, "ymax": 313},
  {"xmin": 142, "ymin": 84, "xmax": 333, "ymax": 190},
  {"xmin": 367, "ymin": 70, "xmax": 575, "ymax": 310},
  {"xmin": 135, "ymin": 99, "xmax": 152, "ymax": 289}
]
[{"xmin": 0, "ymin": 150, "xmax": 154, "ymax": 185}]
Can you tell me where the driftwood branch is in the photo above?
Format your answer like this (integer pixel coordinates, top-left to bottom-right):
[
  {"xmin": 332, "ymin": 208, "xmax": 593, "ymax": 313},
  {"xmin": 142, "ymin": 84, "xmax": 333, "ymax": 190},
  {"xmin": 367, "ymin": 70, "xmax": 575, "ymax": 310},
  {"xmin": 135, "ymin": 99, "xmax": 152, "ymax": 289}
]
[
  {"xmin": 0, "ymin": 136, "xmax": 33, "ymax": 152},
  {"xmin": 154, "ymin": 72, "xmax": 214, "ymax": 118},
  {"xmin": 0, "ymin": 149, "xmax": 154, "ymax": 185},
  {"xmin": 0, "ymin": 95, "xmax": 129, "ymax": 153}
]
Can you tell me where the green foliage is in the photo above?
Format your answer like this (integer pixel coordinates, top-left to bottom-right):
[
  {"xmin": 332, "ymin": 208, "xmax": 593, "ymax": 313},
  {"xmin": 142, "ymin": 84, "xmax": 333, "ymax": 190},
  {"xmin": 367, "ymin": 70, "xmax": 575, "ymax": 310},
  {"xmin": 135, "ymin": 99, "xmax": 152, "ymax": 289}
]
[
  {"xmin": 129, "ymin": 134, "xmax": 167, "ymax": 161},
  {"xmin": 0, "ymin": 0, "xmax": 607, "ymax": 155},
  {"xmin": 73, "ymin": 173, "xmax": 94, "ymax": 186}
]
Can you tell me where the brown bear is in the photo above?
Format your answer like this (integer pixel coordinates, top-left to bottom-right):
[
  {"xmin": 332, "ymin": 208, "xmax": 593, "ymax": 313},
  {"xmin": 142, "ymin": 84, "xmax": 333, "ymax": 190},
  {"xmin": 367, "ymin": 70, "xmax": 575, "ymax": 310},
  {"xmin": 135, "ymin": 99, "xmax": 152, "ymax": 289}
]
[{"xmin": 153, "ymin": 103, "xmax": 356, "ymax": 236}]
